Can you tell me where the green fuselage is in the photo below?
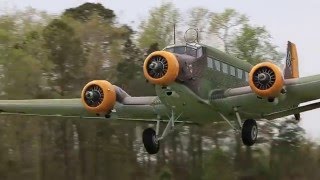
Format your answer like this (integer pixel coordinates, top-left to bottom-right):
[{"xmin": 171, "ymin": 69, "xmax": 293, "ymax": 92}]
[
  {"xmin": 155, "ymin": 44, "xmax": 252, "ymax": 123},
  {"xmin": 156, "ymin": 44, "xmax": 304, "ymax": 124}
]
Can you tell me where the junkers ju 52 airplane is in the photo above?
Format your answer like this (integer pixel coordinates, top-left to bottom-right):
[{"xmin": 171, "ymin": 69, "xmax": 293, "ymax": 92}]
[{"xmin": 0, "ymin": 30, "xmax": 318, "ymax": 154}]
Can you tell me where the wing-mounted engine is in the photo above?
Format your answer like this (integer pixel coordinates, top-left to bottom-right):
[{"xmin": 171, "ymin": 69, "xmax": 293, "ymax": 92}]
[
  {"xmin": 249, "ymin": 62, "xmax": 284, "ymax": 98},
  {"xmin": 81, "ymin": 80, "xmax": 116, "ymax": 113},
  {"xmin": 143, "ymin": 51, "xmax": 179, "ymax": 86}
]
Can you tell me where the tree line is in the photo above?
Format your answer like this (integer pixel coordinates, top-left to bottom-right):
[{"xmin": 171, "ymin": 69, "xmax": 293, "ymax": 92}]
[
  {"xmin": 0, "ymin": 115, "xmax": 318, "ymax": 180},
  {"xmin": 0, "ymin": 2, "xmax": 283, "ymax": 99}
]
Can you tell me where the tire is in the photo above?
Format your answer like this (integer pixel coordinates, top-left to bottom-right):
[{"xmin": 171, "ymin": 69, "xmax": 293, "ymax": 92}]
[
  {"xmin": 142, "ymin": 128, "xmax": 160, "ymax": 154},
  {"xmin": 241, "ymin": 119, "xmax": 258, "ymax": 146}
]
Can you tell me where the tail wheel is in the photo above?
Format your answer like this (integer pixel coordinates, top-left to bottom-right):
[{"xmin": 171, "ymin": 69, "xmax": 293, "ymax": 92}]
[
  {"xmin": 242, "ymin": 119, "xmax": 258, "ymax": 146},
  {"xmin": 142, "ymin": 128, "xmax": 160, "ymax": 154}
]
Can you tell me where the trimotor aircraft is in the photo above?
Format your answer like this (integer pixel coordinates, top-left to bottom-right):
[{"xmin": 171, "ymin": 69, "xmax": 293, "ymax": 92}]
[{"xmin": 0, "ymin": 30, "xmax": 317, "ymax": 154}]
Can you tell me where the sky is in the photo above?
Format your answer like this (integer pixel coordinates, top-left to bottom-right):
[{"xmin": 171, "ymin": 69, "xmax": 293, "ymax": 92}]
[{"xmin": 2, "ymin": 0, "xmax": 320, "ymax": 140}]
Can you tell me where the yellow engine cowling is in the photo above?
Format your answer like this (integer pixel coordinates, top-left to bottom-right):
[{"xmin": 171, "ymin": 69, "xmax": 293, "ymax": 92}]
[
  {"xmin": 143, "ymin": 51, "xmax": 179, "ymax": 86},
  {"xmin": 81, "ymin": 80, "xmax": 116, "ymax": 113},
  {"xmin": 249, "ymin": 62, "xmax": 284, "ymax": 98}
]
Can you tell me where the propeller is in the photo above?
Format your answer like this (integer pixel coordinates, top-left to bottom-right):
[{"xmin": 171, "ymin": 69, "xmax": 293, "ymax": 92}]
[
  {"xmin": 83, "ymin": 84, "xmax": 104, "ymax": 107},
  {"xmin": 252, "ymin": 66, "xmax": 276, "ymax": 90},
  {"xmin": 146, "ymin": 55, "xmax": 168, "ymax": 79}
]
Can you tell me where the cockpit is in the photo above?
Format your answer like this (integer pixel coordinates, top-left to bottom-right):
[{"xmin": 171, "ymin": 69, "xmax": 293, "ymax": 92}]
[{"xmin": 163, "ymin": 44, "xmax": 204, "ymax": 58}]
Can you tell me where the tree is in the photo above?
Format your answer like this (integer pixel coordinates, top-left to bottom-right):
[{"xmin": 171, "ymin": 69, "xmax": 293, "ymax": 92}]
[
  {"xmin": 63, "ymin": 3, "xmax": 115, "ymax": 23},
  {"xmin": 230, "ymin": 24, "xmax": 284, "ymax": 65},
  {"xmin": 1, "ymin": 49, "xmax": 44, "ymax": 99},
  {"xmin": 116, "ymin": 39, "xmax": 142, "ymax": 87},
  {"xmin": 61, "ymin": 3, "xmax": 132, "ymax": 83},
  {"xmin": 209, "ymin": 8, "xmax": 283, "ymax": 65},
  {"xmin": 187, "ymin": 7, "xmax": 211, "ymax": 42},
  {"xmin": 43, "ymin": 19, "xmax": 86, "ymax": 97},
  {"xmin": 115, "ymin": 27, "xmax": 155, "ymax": 96},
  {"xmin": 146, "ymin": 42, "xmax": 159, "ymax": 55},
  {"xmin": 209, "ymin": 8, "xmax": 248, "ymax": 53},
  {"xmin": 137, "ymin": 2, "xmax": 180, "ymax": 49},
  {"xmin": 0, "ymin": 15, "xmax": 16, "ymax": 64},
  {"xmin": 0, "ymin": 9, "xmax": 53, "ymax": 98}
]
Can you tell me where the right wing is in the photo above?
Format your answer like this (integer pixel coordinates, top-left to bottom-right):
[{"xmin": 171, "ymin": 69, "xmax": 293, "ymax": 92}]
[{"xmin": 211, "ymin": 74, "xmax": 320, "ymax": 120}]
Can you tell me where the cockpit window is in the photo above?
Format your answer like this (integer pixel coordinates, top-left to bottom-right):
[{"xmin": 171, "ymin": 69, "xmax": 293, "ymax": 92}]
[
  {"xmin": 164, "ymin": 45, "xmax": 203, "ymax": 58},
  {"xmin": 174, "ymin": 46, "xmax": 186, "ymax": 54}
]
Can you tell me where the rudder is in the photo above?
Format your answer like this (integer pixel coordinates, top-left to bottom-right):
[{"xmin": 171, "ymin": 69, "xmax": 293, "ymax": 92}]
[
  {"xmin": 284, "ymin": 41, "xmax": 301, "ymax": 120},
  {"xmin": 284, "ymin": 41, "xmax": 299, "ymax": 79}
]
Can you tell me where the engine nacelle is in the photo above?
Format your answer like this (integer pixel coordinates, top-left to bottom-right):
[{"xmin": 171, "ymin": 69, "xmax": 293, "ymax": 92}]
[
  {"xmin": 143, "ymin": 51, "xmax": 179, "ymax": 86},
  {"xmin": 81, "ymin": 80, "xmax": 116, "ymax": 113},
  {"xmin": 249, "ymin": 62, "xmax": 284, "ymax": 98}
]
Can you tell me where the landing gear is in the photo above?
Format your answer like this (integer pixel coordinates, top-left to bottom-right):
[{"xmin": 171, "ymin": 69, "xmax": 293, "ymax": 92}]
[
  {"xmin": 241, "ymin": 119, "xmax": 258, "ymax": 146},
  {"xmin": 142, "ymin": 110, "xmax": 182, "ymax": 154},
  {"xmin": 219, "ymin": 107, "xmax": 259, "ymax": 147},
  {"xmin": 142, "ymin": 128, "xmax": 160, "ymax": 154},
  {"xmin": 294, "ymin": 113, "xmax": 301, "ymax": 121}
]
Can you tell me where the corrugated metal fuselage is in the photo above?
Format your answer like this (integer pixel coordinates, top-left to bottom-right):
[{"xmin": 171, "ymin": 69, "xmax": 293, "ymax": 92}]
[{"xmin": 156, "ymin": 44, "xmax": 253, "ymax": 123}]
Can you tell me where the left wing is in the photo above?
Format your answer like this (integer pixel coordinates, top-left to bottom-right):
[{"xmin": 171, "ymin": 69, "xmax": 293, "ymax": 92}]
[{"xmin": 0, "ymin": 83, "xmax": 169, "ymax": 121}]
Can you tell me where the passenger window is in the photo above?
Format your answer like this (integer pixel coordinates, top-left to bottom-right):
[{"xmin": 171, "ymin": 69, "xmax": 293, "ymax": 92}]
[
  {"xmin": 245, "ymin": 72, "xmax": 249, "ymax": 81},
  {"xmin": 214, "ymin": 60, "xmax": 221, "ymax": 71},
  {"xmin": 207, "ymin": 57, "xmax": 213, "ymax": 69},
  {"xmin": 230, "ymin": 66, "xmax": 236, "ymax": 76},
  {"xmin": 222, "ymin": 62, "xmax": 228, "ymax": 73},
  {"xmin": 237, "ymin": 69, "xmax": 243, "ymax": 79}
]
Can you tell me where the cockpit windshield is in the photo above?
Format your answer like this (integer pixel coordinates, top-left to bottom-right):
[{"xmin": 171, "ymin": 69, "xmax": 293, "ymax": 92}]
[{"xmin": 164, "ymin": 45, "xmax": 203, "ymax": 58}]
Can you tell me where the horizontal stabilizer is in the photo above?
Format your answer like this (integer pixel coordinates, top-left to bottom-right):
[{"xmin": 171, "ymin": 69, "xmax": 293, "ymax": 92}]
[{"xmin": 263, "ymin": 101, "xmax": 320, "ymax": 120}]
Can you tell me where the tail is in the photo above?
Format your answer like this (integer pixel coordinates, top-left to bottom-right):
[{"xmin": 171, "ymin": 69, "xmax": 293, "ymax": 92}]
[
  {"xmin": 283, "ymin": 41, "xmax": 301, "ymax": 121},
  {"xmin": 283, "ymin": 41, "xmax": 299, "ymax": 79}
]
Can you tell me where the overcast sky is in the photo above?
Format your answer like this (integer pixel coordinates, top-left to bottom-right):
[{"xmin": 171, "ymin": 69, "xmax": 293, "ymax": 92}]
[{"xmin": 2, "ymin": 0, "xmax": 320, "ymax": 140}]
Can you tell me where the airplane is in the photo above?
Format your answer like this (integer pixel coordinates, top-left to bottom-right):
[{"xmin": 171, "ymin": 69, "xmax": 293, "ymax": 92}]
[{"xmin": 0, "ymin": 36, "xmax": 318, "ymax": 154}]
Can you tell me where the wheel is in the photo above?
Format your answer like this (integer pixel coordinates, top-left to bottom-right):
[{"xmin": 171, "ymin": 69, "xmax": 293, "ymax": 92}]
[
  {"xmin": 142, "ymin": 128, "xmax": 160, "ymax": 154},
  {"xmin": 294, "ymin": 113, "xmax": 301, "ymax": 121},
  {"xmin": 241, "ymin": 119, "xmax": 258, "ymax": 146}
]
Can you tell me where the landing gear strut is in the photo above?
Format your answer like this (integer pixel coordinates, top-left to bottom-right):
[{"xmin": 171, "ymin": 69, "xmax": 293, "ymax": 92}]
[
  {"xmin": 219, "ymin": 107, "xmax": 258, "ymax": 146},
  {"xmin": 142, "ymin": 110, "xmax": 182, "ymax": 154}
]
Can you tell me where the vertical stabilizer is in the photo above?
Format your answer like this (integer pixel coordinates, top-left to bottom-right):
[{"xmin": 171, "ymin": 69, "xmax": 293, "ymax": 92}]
[
  {"xmin": 284, "ymin": 41, "xmax": 299, "ymax": 79},
  {"xmin": 284, "ymin": 41, "xmax": 301, "ymax": 120}
]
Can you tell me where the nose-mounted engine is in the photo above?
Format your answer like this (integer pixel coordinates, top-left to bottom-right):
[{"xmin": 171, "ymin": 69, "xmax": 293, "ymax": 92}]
[
  {"xmin": 143, "ymin": 51, "xmax": 179, "ymax": 86},
  {"xmin": 249, "ymin": 62, "xmax": 284, "ymax": 98},
  {"xmin": 81, "ymin": 80, "xmax": 116, "ymax": 113}
]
